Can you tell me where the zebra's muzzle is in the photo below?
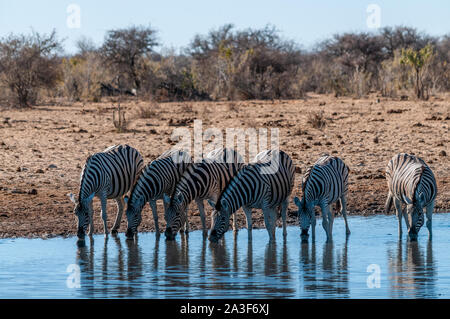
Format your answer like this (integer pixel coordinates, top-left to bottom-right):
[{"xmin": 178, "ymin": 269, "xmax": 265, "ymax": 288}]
[
  {"xmin": 209, "ymin": 229, "xmax": 219, "ymax": 243},
  {"xmin": 300, "ymin": 229, "xmax": 309, "ymax": 242},
  {"xmin": 125, "ymin": 228, "xmax": 135, "ymax": 240},
  {"xmin": 165, "ymin": 227, "xmax": 176, "ymax": 241},
  {"xmin": 408, "ymin": 228, "xmax": 418, "ymax": 241},
  {"xmin": 77, "ymin": 227, "xmax": 85, "ymax": 239}
]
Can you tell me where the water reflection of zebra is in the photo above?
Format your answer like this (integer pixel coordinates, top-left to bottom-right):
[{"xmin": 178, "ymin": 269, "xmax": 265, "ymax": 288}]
[
  {"xmin": 385, "ymin": 153, "xmax": 437, "ymax": 240},
  {"xmin": 125, "ymin": 150, "xmax": 195, "ymax": 239},
  {"xmin": 209, "ymin": 150, "xmax": 295, "ymax": 242},
  {"xmin": 164, "ymin": 148, "xmax": 245, "ymax": 240},
  {"xmin": 294, "ymin": 154, "xmax": 350, "ymax": 242},
  {"xmin": 68, "ymin": 145, "xmax": 144, "ymax": 239}
]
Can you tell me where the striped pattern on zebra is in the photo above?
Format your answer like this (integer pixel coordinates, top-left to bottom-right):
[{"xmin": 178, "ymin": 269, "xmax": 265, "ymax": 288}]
[
  {"xmin": 124, "ymin": 149, "xmax": 195, "ymax": 239},
  {"xmin": 163, "ymin": 148, "xmax": 245, "ymax": 240},
  {"xmin": 209, "ymin": 149, "xmax": 295, "ymax": 242},
  {"xmin": 68, "ymin": 145, "xmax": 144, "ymax": 239},
  {"xmin": 294, "ymin": 154, "xmax": 350, "ymax": 242},
  {"xmin": 385, "ymin": 153, "xmax": 437, "ymax": 240}
]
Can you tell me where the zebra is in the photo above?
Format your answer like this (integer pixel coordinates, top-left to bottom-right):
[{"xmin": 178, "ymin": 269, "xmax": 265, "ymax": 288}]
[
  {"xmin": 385, "ymin": 153, "xmax": 437, "ymax": 240},
  {"xmin": 68, "ymin": 145, "xmax": 144, "ymax": 239},
  {"xmin": 209, "ymin": 149, "xmax": 295, "ymax": 243},
  {"xmin": 293, "ymin": 154, "xmax": 350, "ymax": 242},
  {"xmin": 163, "ymin": 148, "xmax": 245, "ymax": 240},
  {"xmin": 124, "ymin": 149, "xmax": 199, "ymax": 239}
]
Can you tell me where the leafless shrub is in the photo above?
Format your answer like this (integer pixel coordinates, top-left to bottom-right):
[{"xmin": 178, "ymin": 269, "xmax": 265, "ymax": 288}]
[
  {"xmin": 134, "ymin": 102, "xmax": 160, "ymax": 119},
  {"xmin": 307, "ymin": 111, "xmax": 326, "ymax": 129},
  {"xmin": 0, "ymin": 30, "xmax": 62, "ymax": 107}
]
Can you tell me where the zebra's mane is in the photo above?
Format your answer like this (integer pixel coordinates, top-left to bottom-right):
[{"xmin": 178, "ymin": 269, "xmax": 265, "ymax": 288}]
[
  {"xmin": 78, "ymin": 154, "xmax": 94, "ymax": 202},
  {"xmin": 411, "ymin": 163, "xmax": 426, "ymax": 202},
  {"xmin": 302, "ymin": 154, "xmax": 333, "ymax": 193},
  {"xmin": 214, "ymin": 163, "xmax": 251, "ymax": 211}
]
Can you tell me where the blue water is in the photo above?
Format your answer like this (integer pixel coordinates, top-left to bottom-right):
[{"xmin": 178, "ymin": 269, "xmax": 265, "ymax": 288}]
[{"xmin": 0, "ymin": 214, "xmax": 449, "ymax": 299}]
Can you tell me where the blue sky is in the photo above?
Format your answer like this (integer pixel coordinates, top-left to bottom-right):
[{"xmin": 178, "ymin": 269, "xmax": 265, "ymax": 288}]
[{"xmin": 0, "ymin": 0, "xmax": 449, "ymax": 53}]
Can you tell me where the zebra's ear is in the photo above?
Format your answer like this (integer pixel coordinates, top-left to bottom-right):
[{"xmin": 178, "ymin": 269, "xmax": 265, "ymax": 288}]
[
  {"xmin": 67, "ymin": 193, "xmax": 77, "ymax": 204},
  {"xmin": 294, "ymin": 197, "xmax": 302, "ymax": 208},
  {"xmin": 124, "ymin": 195, "xmax": 129, "ymax": 204},
  {"xmin": 163, "ymin": 194, "xmax": 171, "ymax": 204},
  {"xmin": 207, "ymin": 199, "xmax": 216, "ymax": 209}
]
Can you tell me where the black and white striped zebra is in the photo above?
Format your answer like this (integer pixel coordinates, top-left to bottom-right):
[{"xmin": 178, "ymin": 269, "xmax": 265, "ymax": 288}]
[
  {"xmin": 209, "ymin": 149, "xmax": 295, "ymax": 242},
  {"xmin": 163, "ymin": 148, "xmax": 245, "ymax": 240},
  {"xmin": 68, "ymin": 145, "xmax": 144, "ymax": 239},
  {"xmin": 124, "ymin": 149, "xmax": 197, "ymax": 239},
  {"xmin": 385, "ymin": 153, "xmax": 437, "ymax": 240},
  {"xmin": 294, "ymin": 154, "xmax": 350, "ymax": 242}
]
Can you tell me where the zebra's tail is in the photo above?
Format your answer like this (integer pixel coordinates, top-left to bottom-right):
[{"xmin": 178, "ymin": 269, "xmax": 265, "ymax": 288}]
[{"xmin": 385, "ymin": 193, "xmax": 393, "ymax": 214}]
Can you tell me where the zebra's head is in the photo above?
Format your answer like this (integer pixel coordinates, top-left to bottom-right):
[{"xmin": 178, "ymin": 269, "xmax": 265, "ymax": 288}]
[
  {"xmin": 209, "ymin": 199, "xmax": 231, "ymax": 243},
  {"xmin": 406, "ymin": 192, "xmax": 426, "ymax": 240},
  {"xmin": 125, "ymin": 195, "xmax": 144, "ymax": 240},
  {"xmin": 294, "ymin": 196, "xmax": 314, "ymax": 242},
  {"xmin": 163, "ymin": 192, "xmax": 187, "ymax": 241},
  {"xmin": 68, "ymin": 193, "xmax": 93, "ymax": 239}
]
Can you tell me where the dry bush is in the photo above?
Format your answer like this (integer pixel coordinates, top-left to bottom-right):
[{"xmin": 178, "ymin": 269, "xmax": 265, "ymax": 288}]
[
  {"xmin": 0, "ymin": 30, "xmax": 62, "ymax": 107},
  {"xmin": 307, "ymin": 111, "xmax": 326, "ymax": 129},
  {"xmin": 134, "ymin": 102, "xmax": 160, "ymax": 119},
  {"xmin": 112, "ymin": 104, "xmax": 132, "ymax": 132}
]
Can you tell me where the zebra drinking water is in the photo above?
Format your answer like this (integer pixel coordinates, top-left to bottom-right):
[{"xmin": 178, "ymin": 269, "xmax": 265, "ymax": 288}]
[
  {"xmin": 124, "ymin": 149, "xmax": 197, "ymax": 239},
  {"xmin": 385, "ymin": 153, "xmax": 437, "ymax": 240},
  {"xmin": 68, "ymin": 145, "xmax": 144, "ymax": 239},
  {"xmin": 209, "ymin": 149, "xmax": 295, "ymax": 242},
  {"xmin": 164, "ymin": 148, "xmax": 245, "ymax": 241},
  {"xmin": 294, "ymin": 154, "xmax": 350, "ymax": 242}
]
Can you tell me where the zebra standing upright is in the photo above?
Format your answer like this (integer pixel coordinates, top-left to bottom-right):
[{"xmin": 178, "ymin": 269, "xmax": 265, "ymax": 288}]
[
  {"xmin": 68, "ymin": 145, "xmax": 144, "ymax": 239},
  {"xmin": 385, "ymin": 153, "xmax": 437, "ymax": 240},
  {"xmin": 125, "ymin": 149, "xmax": 199, "ymax": 239},
  {"xmin": 209, "ymin": 149, "xmax": 295, "ymax": 242},
  {"xmin": 293, "ymin": 154, "xmax": 350, "ymax": 242},
  {"xmin": 164, "ymin": 148, "xmax": 245, "ymax": 240}
]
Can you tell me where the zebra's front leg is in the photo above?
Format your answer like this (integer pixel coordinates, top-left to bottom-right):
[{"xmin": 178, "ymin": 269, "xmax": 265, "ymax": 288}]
[
  {"xmin": 243, "ymin": 206, "xmax": 253, "ymax": 239},
  {"xmin": 263, "ymin": 208, "xmax": 277, "ymax": 242},
  {"xmin": 281, "ymin": 198, "xmax": 289, "ymax": 238},
  {"xmin": 340, "ymin": 196, "xmax": 351, "ymax": 235},
  {"xmin": 111, "ymin": 197, "xmax": 124, "ymax": 234},
  {"xmin": 425, "ymin": 201, "xmax": 434, "ymax": 239},
  {"xmin": 232, "ymin": 211, "xmax": 237, "ymax": 232},
  {"xmin": 394, "ymin": 198, "xmax": 403, "ymax": 237},
  {"xmin": 326, "ymin": 204, "xmax": 334, "ymax": 241},
  {"xmin": 183, "ymin": 207, "xmax": 189, "ymax": 234},
  {"xmin": 149, "ymin": 200, "xmax": 160, "ymax": 234},
  {"xmin": 320, "ymin": 204, "xmax": 331, "ymax": 242},
  {"xmin": 100, "ymin": 193, "xmax": 109, "ymax": 236},
  {"xmin": 196, "ymin": 199, "xmax": 208, "ymax": 236},
  {"xmin": 88, "ymin": 200, "xmax": 95, "ymax": 236}
]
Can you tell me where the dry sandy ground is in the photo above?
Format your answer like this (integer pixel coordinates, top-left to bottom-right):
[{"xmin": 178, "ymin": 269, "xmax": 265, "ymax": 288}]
[{"xmin": 0, "ymin": 94, "xmax": 448, "ymax": 238}]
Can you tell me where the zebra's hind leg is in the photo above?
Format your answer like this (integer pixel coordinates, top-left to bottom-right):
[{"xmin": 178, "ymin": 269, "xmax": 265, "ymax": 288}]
[
  {"xmin": 425, "ymin": 200, "xmax": 434, "ymax": 239},
  {"xmin": 340, "ymin": 196, "xmax": 351, "ymax": 235},
  {"xmin": 281, "ymin": 198, "xmax": 289, "ymax": 238},
  {"xmin": 111, "ymin": 197, "xmax": 124, "ymax": 234},
  {"xmin": 100, "ymin": 193, "xmax": 109, "ymax": 236},
  {"xmin": 149, "ymin": 200, "xmax": 160, "ymax": 234},
  {"xmin": 327, "ymin": 204, "xmax": 334, "ymax": 240},
  {"xmin": 393, "ymin": 198, "xmax": 403, "ymax": 237}
]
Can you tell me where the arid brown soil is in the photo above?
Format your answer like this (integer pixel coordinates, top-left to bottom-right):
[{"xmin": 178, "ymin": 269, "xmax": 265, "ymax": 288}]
[{"xmin": 0, "ymin": 94, "xmax": 448, "ymax": 238}]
